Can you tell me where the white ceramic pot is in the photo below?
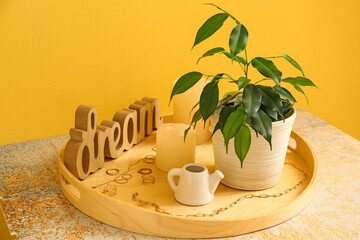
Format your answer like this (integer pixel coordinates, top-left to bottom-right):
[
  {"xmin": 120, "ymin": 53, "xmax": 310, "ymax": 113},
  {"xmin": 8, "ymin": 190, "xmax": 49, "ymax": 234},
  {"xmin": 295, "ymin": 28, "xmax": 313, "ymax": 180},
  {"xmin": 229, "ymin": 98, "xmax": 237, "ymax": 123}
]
[{"xmin": 210, "ymin": 108, "xmax": 296, "ymax": 190}]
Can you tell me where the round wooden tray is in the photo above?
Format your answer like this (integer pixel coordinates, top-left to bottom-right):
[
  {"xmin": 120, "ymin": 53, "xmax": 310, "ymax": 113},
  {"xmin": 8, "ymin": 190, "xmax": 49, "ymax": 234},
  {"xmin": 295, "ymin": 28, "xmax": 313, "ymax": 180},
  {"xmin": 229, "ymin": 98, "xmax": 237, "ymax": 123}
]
[{"xmin": 58, "ymin": 116, "xmax": 318, "ymax": 238}]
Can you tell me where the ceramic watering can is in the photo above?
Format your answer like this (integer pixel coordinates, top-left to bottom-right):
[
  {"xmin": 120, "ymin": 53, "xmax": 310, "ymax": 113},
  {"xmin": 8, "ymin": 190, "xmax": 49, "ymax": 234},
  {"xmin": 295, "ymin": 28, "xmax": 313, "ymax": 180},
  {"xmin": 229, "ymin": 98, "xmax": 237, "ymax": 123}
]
[{"xmin": 168, "ymin": 163, "xmax": 224, "ymax": 206}]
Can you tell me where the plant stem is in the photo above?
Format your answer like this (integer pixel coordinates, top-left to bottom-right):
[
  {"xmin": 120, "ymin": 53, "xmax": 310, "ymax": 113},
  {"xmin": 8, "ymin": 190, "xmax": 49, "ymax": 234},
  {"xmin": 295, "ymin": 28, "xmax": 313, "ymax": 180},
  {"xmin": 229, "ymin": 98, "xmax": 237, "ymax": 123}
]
[
  {"xmin": 204, "ymin": 74, "xmax": 235, "ymax": 81},
  {"xmin": 204, "ymin": 3, "xmax": 241, "ymax": 25},
  {"xmin": 265, "ymin": 56, "xmax": 281, "ymax": 59},
  {"xmin": 254, "ymin": 78, "xmax": 270, "ymax": 85},
  {"xmin": 245, "ymin": 48, "xmax": 249, "ymax": 78},
  {"xmin": 223, "ymin": 73, "xmax": 236, "ymax": 81},
  {"xmin": 238, "ymin": 62, "xmax": 246, "ymax": 74},
  {"xmin": 216, "ymin": 92, "xmax": 241, "ymax": 110}
]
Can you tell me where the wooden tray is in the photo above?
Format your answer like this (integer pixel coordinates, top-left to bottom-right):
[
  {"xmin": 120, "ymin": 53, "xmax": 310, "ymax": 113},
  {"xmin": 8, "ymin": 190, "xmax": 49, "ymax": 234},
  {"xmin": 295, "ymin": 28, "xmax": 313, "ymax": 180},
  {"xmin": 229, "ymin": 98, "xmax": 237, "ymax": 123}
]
[{"xmin": 58, "ymin": 116, "xmax": 318, "ymax": 238}]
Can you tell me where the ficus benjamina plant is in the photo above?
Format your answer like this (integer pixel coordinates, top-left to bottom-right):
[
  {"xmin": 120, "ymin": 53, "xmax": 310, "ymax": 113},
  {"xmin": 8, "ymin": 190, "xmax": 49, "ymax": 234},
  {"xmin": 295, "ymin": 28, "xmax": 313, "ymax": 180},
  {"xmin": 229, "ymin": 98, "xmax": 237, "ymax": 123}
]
[{"xmin": 170, "ymin": 3, "xmax": 318, "ymax": 167}]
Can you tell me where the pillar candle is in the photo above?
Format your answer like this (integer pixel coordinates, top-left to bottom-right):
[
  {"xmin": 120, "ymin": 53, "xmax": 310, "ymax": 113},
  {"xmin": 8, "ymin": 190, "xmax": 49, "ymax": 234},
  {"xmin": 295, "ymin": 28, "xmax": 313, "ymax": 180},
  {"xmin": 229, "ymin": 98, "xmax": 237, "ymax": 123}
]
[
  {"xmin": 156, "ymin": 123, "xmax": 195, "ymax": 172},
  {"xmin": 173, "ymin": 78, "xmax": 211, "ymax": 145}
]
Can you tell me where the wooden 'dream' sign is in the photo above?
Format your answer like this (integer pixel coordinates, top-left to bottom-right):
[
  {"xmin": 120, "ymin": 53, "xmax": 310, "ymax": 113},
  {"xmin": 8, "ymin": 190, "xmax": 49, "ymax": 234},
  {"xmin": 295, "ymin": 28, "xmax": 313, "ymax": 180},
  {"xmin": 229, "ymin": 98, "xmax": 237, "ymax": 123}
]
[{"xmin": 63, "ymin": 97, "xmax": 163, "ymax": 180}]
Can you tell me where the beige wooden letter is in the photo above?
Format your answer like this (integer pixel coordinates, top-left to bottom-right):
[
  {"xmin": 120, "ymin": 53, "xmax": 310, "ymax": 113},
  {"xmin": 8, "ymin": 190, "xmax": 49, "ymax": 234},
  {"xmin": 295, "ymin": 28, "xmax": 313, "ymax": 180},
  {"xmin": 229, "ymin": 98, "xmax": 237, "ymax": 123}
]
[
  {"xmin": 64, "ymin": 105, "xmax": 97, "ymax": 180},
  {"xmin": 134, "ymin": 100, "xmax": 152, "ymax": 136},
  {"xmin": 99, "ymin": 120, "xmax": 122, "ymax": 158},
  {"xmin": 93, "ymin": 129, "xmax": 106, "ymax": 169},
  {"xmin": 113, "ymin": 109, "xmax": 137, "ymax": 150},
  {"xmin": 142, "ymin": 97, "xmax": 163, "ymax": 129},
  {"xmin": 129, "ymin": 103, "xmax": 146, "ymax": 143}
]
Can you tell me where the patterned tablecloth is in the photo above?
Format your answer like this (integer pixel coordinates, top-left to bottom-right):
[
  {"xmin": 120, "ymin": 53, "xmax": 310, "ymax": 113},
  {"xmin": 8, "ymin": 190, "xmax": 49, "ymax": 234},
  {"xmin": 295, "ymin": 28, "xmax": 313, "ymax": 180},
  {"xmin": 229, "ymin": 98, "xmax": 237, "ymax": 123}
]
[{"xmin": 0, "ymin": 109, "xmax": 359, "ymax": 239}]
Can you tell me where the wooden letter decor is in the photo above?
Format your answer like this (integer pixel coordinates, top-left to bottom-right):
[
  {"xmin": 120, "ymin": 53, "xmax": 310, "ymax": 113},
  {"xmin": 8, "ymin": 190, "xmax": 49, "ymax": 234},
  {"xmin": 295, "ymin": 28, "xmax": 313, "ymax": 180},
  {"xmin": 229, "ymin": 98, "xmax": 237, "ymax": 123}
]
[{"xmin": 63, "ymin": 97, "xmax": 163, "ymax": 180}]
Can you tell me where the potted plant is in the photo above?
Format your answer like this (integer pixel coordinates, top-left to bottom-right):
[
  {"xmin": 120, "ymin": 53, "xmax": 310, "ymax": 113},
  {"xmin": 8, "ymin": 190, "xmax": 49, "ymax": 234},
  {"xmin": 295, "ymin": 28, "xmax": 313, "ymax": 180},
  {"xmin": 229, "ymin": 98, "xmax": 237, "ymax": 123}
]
[{"xmin": 169, "ymin": 3, "xmax": 318, "ymax": 190}]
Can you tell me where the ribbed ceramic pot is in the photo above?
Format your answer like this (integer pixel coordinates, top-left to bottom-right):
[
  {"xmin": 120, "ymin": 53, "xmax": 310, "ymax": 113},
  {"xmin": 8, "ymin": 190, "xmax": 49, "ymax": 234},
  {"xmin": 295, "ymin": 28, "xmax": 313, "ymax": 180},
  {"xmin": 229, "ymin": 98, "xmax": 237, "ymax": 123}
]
[{"xmin": 210, "ymin": 108, "xmax": 296, "ymax": 190}]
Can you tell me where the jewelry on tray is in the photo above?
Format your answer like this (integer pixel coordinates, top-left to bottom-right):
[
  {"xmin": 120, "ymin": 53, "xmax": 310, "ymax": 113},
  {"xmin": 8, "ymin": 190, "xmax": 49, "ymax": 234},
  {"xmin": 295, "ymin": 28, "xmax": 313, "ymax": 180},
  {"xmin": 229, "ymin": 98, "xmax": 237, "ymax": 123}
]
[
  {"xmin": 138, "ymin": 168, "xmax": 152, "ymax": 175},
  {"xmin": 141, "ymin": 175, "xmax": 155, "ymax": 184},
  {"xmin": 102, "ymin": 185, "xmax": 117, "ymax": 197},
  {"xmin": 106, "ymin": 168, "xmax": 120, "ymax": 176},
  {"xmin": 92, "ymin": 147, "xmax": 157, "ymax": 189},
  {"xmin": 114, "ymin": 173, "xmax": 132, "ymax": 184},
  {"xmin": 143, "ymin": 154, "xmax": 155, "ymax": 164},
  {"xmin": 131, "ymin": 162, "xmax": 308, "ymax": 217}
]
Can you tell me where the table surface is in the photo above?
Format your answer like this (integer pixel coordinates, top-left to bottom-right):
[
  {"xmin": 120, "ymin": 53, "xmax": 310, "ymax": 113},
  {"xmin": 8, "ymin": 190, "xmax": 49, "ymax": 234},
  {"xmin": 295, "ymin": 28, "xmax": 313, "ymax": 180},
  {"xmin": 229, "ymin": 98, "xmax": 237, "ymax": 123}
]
[{"xmin": 1, "ymin": 109, "xmax": 359, "ymax": 240}]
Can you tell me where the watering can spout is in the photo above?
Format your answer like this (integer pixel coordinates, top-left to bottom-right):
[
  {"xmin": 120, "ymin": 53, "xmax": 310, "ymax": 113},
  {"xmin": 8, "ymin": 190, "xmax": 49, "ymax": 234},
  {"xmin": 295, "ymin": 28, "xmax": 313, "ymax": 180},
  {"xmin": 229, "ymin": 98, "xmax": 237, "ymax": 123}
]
[{"xmin": 209, "ymin": 170, "xmax": 224, "ymax": 194}]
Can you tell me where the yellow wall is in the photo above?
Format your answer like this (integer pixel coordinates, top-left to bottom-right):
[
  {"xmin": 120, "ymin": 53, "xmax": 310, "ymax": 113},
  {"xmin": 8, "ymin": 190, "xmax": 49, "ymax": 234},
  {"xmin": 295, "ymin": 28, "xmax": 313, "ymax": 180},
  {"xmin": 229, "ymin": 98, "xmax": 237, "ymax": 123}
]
[{"xmin": 0, "ymin": 0, "xmax": 359, "ymax": 145}]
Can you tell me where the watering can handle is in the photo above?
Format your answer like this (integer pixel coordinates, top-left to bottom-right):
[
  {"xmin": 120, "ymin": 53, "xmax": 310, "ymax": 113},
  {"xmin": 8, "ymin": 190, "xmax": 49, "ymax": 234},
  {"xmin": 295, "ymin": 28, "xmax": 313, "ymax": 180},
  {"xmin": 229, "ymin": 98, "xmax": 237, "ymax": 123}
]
[{"xmin": 167, "ymin": 168, "xmax": 182, "ymax": 192}]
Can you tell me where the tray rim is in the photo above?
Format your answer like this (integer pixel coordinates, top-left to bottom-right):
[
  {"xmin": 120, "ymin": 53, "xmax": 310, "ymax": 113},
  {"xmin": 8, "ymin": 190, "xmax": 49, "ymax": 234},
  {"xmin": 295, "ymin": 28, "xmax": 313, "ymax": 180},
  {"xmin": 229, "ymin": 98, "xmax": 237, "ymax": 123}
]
[{"xmin": 58, "ymin": 117, "xmax": 318, "ymax": 237}]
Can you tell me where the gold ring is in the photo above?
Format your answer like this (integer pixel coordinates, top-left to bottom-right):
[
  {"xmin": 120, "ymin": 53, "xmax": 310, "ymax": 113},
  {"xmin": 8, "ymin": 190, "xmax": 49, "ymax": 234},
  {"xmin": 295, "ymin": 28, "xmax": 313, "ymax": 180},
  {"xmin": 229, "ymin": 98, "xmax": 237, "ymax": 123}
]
[
  {"xmin": 138, "ymin": 168, "xmax": 152, "ymax": 175},
  {"xmin": 144, "ymin": 155, "xmax": 155, "ymax": 163},
  {"xmin": 142, "ymin": 175, "xmax": 155, "ymax": 184},
  {"xmin": 106, "ymin": 168, "xmax": 120, "ymax": 176}
]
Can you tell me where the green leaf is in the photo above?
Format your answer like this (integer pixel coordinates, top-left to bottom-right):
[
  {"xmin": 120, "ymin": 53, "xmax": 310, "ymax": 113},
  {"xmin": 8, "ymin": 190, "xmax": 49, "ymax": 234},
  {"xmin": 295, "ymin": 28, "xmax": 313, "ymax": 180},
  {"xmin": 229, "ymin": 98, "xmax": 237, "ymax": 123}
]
[
  {"xmin": 211, "ymin": 105, "xmax": 236, "ymax": 137},
  {"xmin": 221, "ymin": 51, "xmax": 246, "ymax": 65},
  {"xmin": 281, "ymin": 54, "xmax": 304, "ymax": 76},
  {"xmin": 234, "ymin": 124, "xmax": 251, "ymax": 167},
  {"xmin": 189, "ymin": 102, "xmax": 199, "ymax": 116},
  {"xmin": 222, "ymin": 106, "xmax": 246, "ymax": 152},
  {"xmin": 170, "ymin": 72, "xmax": 202, "ymax": 102},
  {"xmin": 249, "ymin": 109, "xmax": 273, "ymax": 149},
  {"xmin": 229, "ymin": 24, "xmax": 248, "ymax": 56},
  {"xmin": 235, "ymin": 77, "xmax": 250, "ymax": 90},
  {"xmin": 197, "ymin": 47, "xmax": 225, "ymax": 64},
  {"xmin": 234, "ymin": 56, "xmax": 247, "ymax": 65},
  {"xmin": 257, "ymin": 86, "xmax": 284, "ymax": 119},
  {"xmin": 242, "ymin": 84, "xmax": 262, "ymax": 119},
  {"xmin": 199, "ymin": 81, "xmax": 219, "ymax": 122},
  {"xmin": 293, "ymin": 84, "xmax": 309, "ymax": 104},
  {"xmin": 222, "ymin": 91, "xmax": 239, "ymax": 99},
  {"xmin": 273, "ymin": 85, "xmax": 296, "ymax": 102},
  {"xmin": 212, "ymin": 73, "xmax": 224, "ymax": 82},
  {"xmin": 266, "ymin": 55, "xmax": 304, "ymax": 77},
  {"xmin": 249, "ymin": 124, "xmax": 259, "ymax": 138},
  {"xmin": 261, "ymin": 104, "xmax": 278, "ymax": 121},
  {"xmin": 251, "ymin": 57, "xmax": 282, "ymax": 85},
  {"xmin": 193, "ymin": 13, "xmax": 228, "ymax": 48},
  {"xmin": 184, "ymin": 109, "xmax": 202, "ymax": 141},
  {"xmin": 204, "ymin": 3, "xmax": 241, "ymax": 25},
  {"xmin": 191, "ymin": 109, "xmax": 202, "ymax": 123},
  {"xmin": 282, "ymin": 77, "xmax": 316, "ymax": 104},
  {"xmin": 282, "ymin": 101, "xmax": 293, "ymax": 116},
  {"xmin": 222, "ymin": 51, "xmax": 234, "ymax": 61},
  {"xmin": 184, "ymin": 126, "xmax": 191, "ymax": 142},
  {"xmin": 282, "ymin": 77, "xmax": 318, "ymax": 88}
]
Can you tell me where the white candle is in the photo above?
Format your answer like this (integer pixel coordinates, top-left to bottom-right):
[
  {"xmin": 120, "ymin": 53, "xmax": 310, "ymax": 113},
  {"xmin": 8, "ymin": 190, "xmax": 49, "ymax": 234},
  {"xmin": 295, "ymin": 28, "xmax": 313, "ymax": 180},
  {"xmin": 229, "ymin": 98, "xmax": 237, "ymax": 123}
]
[
  {"xmin": 156, "ymin": 123, "xmax": 196, "ymax": 172},
  {"xmin": 173, "ymin": 78, "xmax": 211, "ymax": 145}
]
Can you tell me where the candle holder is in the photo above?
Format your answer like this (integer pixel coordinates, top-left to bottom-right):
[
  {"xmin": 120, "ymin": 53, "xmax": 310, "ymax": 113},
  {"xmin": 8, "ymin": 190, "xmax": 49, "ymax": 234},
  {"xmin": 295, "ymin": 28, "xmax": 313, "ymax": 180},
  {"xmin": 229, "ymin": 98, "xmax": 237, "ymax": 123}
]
[{"xmin": 155, "ymin": 123, "xmax": 196, "ymax": 172}]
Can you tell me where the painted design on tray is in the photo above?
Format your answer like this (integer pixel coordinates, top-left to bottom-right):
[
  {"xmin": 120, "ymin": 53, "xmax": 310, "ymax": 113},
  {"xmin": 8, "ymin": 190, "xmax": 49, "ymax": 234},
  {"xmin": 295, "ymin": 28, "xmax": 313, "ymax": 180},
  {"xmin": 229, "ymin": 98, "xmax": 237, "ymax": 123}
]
[{"xmin": 63, "ymin": 97, "xmax": 163, "ymax": 180}]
